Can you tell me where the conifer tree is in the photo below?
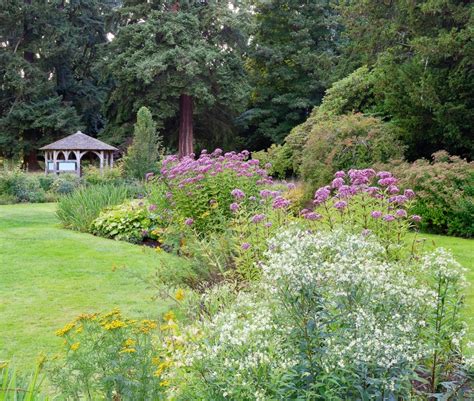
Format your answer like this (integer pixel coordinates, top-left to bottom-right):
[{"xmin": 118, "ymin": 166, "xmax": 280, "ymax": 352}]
[{"xmin": 123, "ymin": 106, "xmax": 162, "ymax": 179}]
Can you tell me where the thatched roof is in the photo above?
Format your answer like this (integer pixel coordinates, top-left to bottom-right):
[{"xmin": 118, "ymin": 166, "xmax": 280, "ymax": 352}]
[{"xmin": 39, "ymin": 131, "xmax": 118, "ymax": 151}]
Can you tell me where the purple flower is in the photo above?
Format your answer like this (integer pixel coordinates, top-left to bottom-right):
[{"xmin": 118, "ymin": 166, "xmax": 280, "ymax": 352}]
[
  {"xmin": 334, "ymin": 201, "xmax": 347, "ymax": 210},
  {"xmin": 184, "ymin": 218, "xmax": 194, "ymax": 226},
  {"xmin": 404, "ymin": 189, "xmax": 415, "ymax": 199},
  {"xmin": 383, "ymin": 214, "xmax": 395, "ymax": 222},
  {"xmin": 378, "ymin": 177, "xmax": 398, "ymax": 187},
  {"xmin": 389, "ymin": 195, "xmax": 408, "ymax": 204},
  {"xmin": 249, "ymin": 196, "xmax": 257, "ymax": 201},
  {"xmin": 251, "ymin": 214, "xmax": 265, "ymax": 223},
  {"xmin": 265, "ymin": 222, "xmax": 273, "ymax": 228},
  {"xmin": 371, "ymin": 211, "xmax": 382, "ymax": 219},
  {"xmin": 377, "ymin": 171, "xmax": 392, "ymax": 179},
  {"xmin": 145, "ymin": 172, "xmax": 154, "ymax": 181},
  {"xmin": 395, "ymin": 209, "xmax": 407, "ymax": 218},
  {"xmin": 314, "ymin": 186, "xmax": 331, "ymax": 205},
  {"xmin": 231, "ymin": 189, "xmax": 245, "ymax": 199},
  {"xmin": 388, "ymin": 185, "xmax": 400, "ymax": 194},
  {"xmin": 362, "ymin": 229, "xmax": 372, "ymax": 237},
  {"xmin": 272, "ymin": 196, "xmax": 291, "ymax": 209},
  {"xmin": 230, "ymin": 202, "xmax": 239, "ymax": 212},
  {"xmin": 331, "ymin": 177, "xmax": 345, "ymax": 189},
  {"xmin": 148, "ymin": 204, "xmax": 157, "ymax": 212},
  {"xmin": 334, "ymin": 171, "xmax": 346, "ymax": 178},
  {"xmin": 260, "ymin": 189, "xmax": 272, "ymax": 198},
  {"xmin": 304, "ymin": 212, "xmax": 322, "ymax": 221},
  {"xmin": 411, "ymin": 215, "xmax": 422, "ymax": 222},
  {"xmin": 241, "ymin": 242, "xmax": 251, "ymax": 250},
  {"xmin": 287, "ymin": 182, "xmax": 296, "ymax": 190},
  {"xmin": 265, "ymin": 162, "xmax": 272, "ymax": 169}
]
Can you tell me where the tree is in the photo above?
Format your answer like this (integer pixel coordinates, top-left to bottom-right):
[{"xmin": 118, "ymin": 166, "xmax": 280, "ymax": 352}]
[
  {"xmin": 241, "ymin": 0, "xmax": 338, "ymax": 145},
  {"xmin": 0, "ymin": 0, "xmax": 116, "ymax": 166},
  {"xmin": 102, "ymin": 0, "xmax": 250, "ymax": 156},
  {"xmin": 336, "ymin": 0, "xmax": 474, "ymax": 160},
  {"xmin": 123, "ymin": 106, "xmax": 162, "ymax": 179}
]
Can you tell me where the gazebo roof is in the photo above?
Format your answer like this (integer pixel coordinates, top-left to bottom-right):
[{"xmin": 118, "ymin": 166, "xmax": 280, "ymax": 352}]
[{"xmin": 39, "ymin": 131, "xmax": 118, "ymax": 151}]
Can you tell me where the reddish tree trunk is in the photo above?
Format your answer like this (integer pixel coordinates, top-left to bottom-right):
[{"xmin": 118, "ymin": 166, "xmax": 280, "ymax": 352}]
[{"xmin": 178, "ymin": 94, "xmax": 194, "ymax": 157}]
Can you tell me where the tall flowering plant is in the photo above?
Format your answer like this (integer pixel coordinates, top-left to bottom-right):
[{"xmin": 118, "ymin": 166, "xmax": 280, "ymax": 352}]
[
  {"xmin": 152, "ymin": 149, "xmax": 273, "ymax": 234},
  {"xmin": 302, "ymin": 169, "xmax": 421, "ymax": 254}
]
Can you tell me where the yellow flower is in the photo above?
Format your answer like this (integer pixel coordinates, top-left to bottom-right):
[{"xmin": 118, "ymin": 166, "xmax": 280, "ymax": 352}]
[
  {"xmin": 124, "ymin": 338, "xmax": 136, "ymax": 347},
  {"xmin": 70, "ymin": 342, "xmax": 80, "ymax": 351},
  {"xmin": 163, "ymin": 311, "xmax": 176, "ymax": 322},
  {"xmin": 201, "ymin": 211, "xmax": 210, "ymax": 218},
  {"xmin": 103, "ymin": 320, "xmax": 127, "ymax": 330},
  {"xmin": 155, "ymin": 246, "xmax": 163, "ymax": 253},
  {"xmin": 0, "ymin": 361, "xmax": 9, "ymax": 369},
  {"xmin": 154, "ymin": 360, "xmax": 172, "ymax": 376},
  {"xmin": 160, "ymin": 320, "xmax": 178, "ymax": 332},
  {"xmin": 75, "ymin": 326, "xmax": 83, "ymax": 334},
  {"xmin": 139, "ymin": 319, "xmax": 158, "ymax": 333},
  {"xmin": 119, "ymin": 348, "xmax": 136, "ymax": 354},
  {"xmin": 159, "ymin": 380, "xmax": 170, "ymax": 387},
  {"xmin": 174, "ymin": 288, "xmax": 185, "ymax": 302},
  {"xmin": 56, "ymin": 322, "xmax": 76, "ymax": 337},
  {"xmin": 210, "ymin": 202, "xmax": 219, "ymax": 209}
]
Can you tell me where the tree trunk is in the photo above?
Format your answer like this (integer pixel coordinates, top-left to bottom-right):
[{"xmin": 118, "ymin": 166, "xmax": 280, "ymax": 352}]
[
  {"xmin": 24, "ymin": 149, "xmax": 41, "ymax": 171},
  {"xmin": 178, "ymin": 94, "xmax": 194, "ymax": 157}
]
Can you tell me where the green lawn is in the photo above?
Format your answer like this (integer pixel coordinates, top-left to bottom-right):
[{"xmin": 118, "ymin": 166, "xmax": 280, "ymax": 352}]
[
  {"xmin": 409, "ymin": 232, "xmax": 474, "ymax": 344},
  {"xmin": 0, "ymin": 203, "xmax": 181, "ymax": 369}
]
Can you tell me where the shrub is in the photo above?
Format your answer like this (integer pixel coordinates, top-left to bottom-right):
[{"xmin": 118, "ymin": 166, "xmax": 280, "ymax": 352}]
[
  {"xmin": 123, "ymin": 106, "xmax": 163, "ymax": 180},
  {"xmin": 83, "ymin": 165, "xmax": 125, "ymax": 186},
  {"xmin": 298, "ymin": 113, "xmax": 405, "ymax": 188},
  {"xmin": 0, "ymin": 170, "xmax": 46, "ymax": 203},
  {"xmin": 252, "ymin": 143, "xmax": 293, "ymax": 179},
  {"xmin": 49, "ymin": 310, "xmax": 165, "ymax": 400},
  {"xmin": 378, "ymin": 151, "xmax": 474, "ymax": 237},
  {"xmin": 91, "ymin": 199, "xmax": 163, "ymax": 243},
  {"xmin": 151, "ymin": 149, "xmax": 273, "ymax": 235},
  {"xmin": 49, "ymin": 174, "xmax": 81, "ymax": 195},
  {"xmin": 56, "ymin": 184, "xmax": 138, "ymax": 232},
  {"xmin": 169, "ymin": 229, "xmax": 468, "ymax": 400}
]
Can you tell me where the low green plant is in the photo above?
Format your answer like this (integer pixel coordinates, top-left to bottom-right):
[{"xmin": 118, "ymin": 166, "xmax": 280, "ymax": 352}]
[
  {"xmin": 56, "ymin": 184, "xmax": 138, "ymax": 232},
  {"xmin": 0, "ymin": 170, "xmax": 46, "ymax": 203},
  {"xmin": 83, "ymin": 165, "xmax": 125, "ymax": 186},
  {"xmin": 378, "ymin": 151, "xmax": 474, "ymax": 237},
  {"xmin": 91, "ymin": 199, "xmax": 163, "ymax": 243},
  {"xmin": 49, "ymin": 310, "xmax": 165, "ymax": 400},
  {"xmin": 49, "ymin": 174, "xmax": 81, "ymax": 195},
  {"xmin": 252, "ymin": 144, "xmax": 293, "ymax": 179},
  {"xmin": 0, "ymin": 360, "xmax": 48, "ymax": 401}
]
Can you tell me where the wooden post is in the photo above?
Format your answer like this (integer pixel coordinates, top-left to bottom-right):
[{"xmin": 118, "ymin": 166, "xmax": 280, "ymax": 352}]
[
  {"xmin": 110, "ymin": 152, "xmax": 114, "ymax": 168},
  {"xmin": 44, "ymin": 152, "xmax": 48, "ymax": 174},
  {"xmin": 53, "ymin": 150, "xmax": 58, "ymax": 174},
  {"xmin": 99, "ymin": 150, "xmax": 104, "ymax": 173}
]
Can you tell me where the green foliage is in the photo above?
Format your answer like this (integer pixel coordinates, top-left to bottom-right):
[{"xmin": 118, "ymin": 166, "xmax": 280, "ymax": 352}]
[
  {"xmin": 82, "ymin": 165, "xmax": 124, "ymax": 186},
  {"xmin": 0, "ymin": 361, "xmax": 48, "ymax": 401},
  {"xmin": 56, "ymin": 184, "xmax": 138, "ymax": 232},
  {"xmin": 123, "ymin": 107, "xmax": 162, "ymax": 180},
  {"xmin": 243, "ymin": 0, "xmax": 337, "ymax": 144},
  {"xmin": 297, "ymin": 113, "xmax": 405, "ymax": 188},
  {"xmin": 0, "ymin": 171, "xmax": 46, "ymax": 203},
  {"xmin": 102, "ymin": 1, "xmax": 250, "ymax": 150},
  {"xmin": 252, "ymin": 144, "xmax": 293, "ymax": 179},
  {"xmin": 336, "ymin": 0, "xmax": 473, "ymax": 160},
  {"xmin": 0, "ymin": 0, "xmax": 116, "ymax": 159},
  {"xmin": 379, "ymin": 152, "xmax": 474, "ymax": 237},
  {"xmin": 50, "ymin": 310, "xmax": 165, "ymax": 400},
  {"xmin": 91, "ymin": 200, "xmax": 161, "ymax": 243}
]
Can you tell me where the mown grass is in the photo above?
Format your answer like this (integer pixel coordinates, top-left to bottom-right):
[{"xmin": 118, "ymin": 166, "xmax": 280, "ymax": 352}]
[
  {"xmin": 409, "ymin": 232, "xmax": 474, "ymax": 345},
  {"xmin": 0, "ymin": 203, "xmax": 181, "ymax": 370}
]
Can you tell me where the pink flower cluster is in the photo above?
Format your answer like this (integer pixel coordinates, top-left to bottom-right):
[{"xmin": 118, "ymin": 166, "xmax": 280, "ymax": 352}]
[
  {"xmin": 160, "ymin": 149, "xmax": 273, "ymax": 189},
  {"xmin": 311, "ymin": 169, "xmax": 421, "ymax": 223}
]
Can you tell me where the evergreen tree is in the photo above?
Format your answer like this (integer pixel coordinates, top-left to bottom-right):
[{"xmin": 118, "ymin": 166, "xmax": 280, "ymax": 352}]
[
  {"xmin": 336, "ymin": 0, "xmax": 474, "ymax": 159},
  {"xmin": 242, "ymin": 0, "xmax": 338, "ymax": 145},
  {"xmin": 123, "ymin": 106, "xmax": 162, "ymax": 179},
  {"xmin": 102, "ymin": 0, "xmax": 250, "ymax": 156},
  {"xmin": 0, "ymin": 0, "xmax": 116, "ymax": 166}
]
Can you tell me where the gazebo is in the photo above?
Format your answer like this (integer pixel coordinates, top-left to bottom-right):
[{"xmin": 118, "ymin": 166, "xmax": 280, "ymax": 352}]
[{"xmin": 39, "ymin": 131, "xmax": 118, "ymax": 176}]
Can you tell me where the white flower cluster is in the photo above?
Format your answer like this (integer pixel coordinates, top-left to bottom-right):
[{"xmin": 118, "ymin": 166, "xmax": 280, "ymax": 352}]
[{"xmin": 171, "ymin": 229, "xmax": 467, "ymax": 399}]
